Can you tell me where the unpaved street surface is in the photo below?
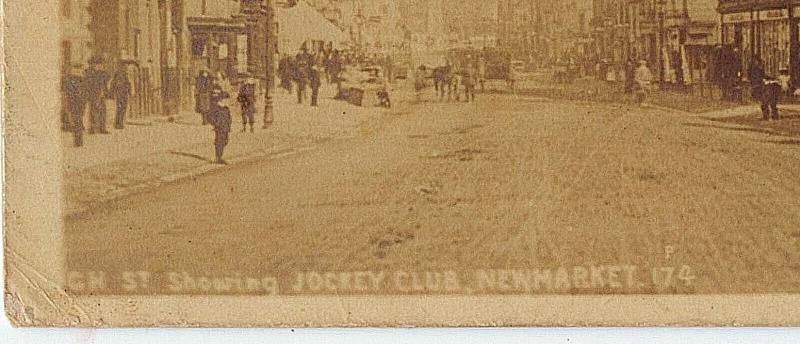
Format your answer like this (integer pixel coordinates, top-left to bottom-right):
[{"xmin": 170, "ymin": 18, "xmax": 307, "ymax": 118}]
[{"xmin": 66, "ymin": 95, "xmax": 800, "ymax": 295}]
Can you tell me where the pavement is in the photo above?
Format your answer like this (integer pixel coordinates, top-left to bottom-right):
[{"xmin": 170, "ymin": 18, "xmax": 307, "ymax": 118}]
[{"xmin": 63, "ymin": 84, "xmax": 392, "ymax": 217}]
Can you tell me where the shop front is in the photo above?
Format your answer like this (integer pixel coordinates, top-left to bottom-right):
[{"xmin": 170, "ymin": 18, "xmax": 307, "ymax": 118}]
[{"xmin": 721, "ymin": 5, "xmax": 797, "ymax": 80}]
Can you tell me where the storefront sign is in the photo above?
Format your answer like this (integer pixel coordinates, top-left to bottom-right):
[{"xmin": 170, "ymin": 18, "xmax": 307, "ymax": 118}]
[
  {"xmin": 723, "ymin": 12, "xmax": 750, "ymax": 24},
  {"xmin": 759, "ymin": 9, "xmax": 788, "ymax": 21}
]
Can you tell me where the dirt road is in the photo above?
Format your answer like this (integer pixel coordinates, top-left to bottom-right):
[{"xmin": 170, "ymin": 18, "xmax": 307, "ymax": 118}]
[{"xmin": 66, "ymin": 94, "xmax": 800, "ymax": 295}]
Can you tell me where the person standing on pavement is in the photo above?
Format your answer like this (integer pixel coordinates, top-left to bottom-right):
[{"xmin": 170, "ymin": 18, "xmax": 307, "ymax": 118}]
[
  {"xmin": 462, "ymin": 65, "xmax": 476, "ymax": 102},
  {"xmin": 295, "ymin": 47, "xmax": 312, "ymax": 104},
  {"xmin": 278, "ymin": 55, "xmax": 294, "ymax": 94},
  {"xmin": 209, "ymin": 89, "xmax": 232, "ymax": 165},
  {"xmin": 84, "ymin": 56, "xmax": 110, "ymax": 134},
  {"xmin": 634, "ymin": 60, "xmax": 654, "ymax": 105},
  {"xmin": 749, "ymin": 57, "xmax": 780, "ymax": 120},
  {"xmin": 748, "ymin": 55, "xmax": 766, "ymax": 102},
  {"xmin": 309, "ymin": 66, "xmax": 322, "ymax": 107},
  {"xmin": 477, "ymin": 56, "xmax": 487, "ymax": 92},
  {"xmin": 109, "ymin": 63, "xmax": 131, "ymax": 130},
  {"xmin": 237, "ymin": 76, "xmax": 257, "ymax": 132},
  {"xmin": 761, "ymin": 78, "xmax": 781, "ymax": 120},
  {"xmin": 63, "ymin": 63, "xmax": 87, "ymax": 147},
  {"xmin": 195, "ymin": 69, "xmax": 212, "ymax": 125},
  {"xmin": 624, "ymin": 58, "xmax": 636, "ymax": 93}
]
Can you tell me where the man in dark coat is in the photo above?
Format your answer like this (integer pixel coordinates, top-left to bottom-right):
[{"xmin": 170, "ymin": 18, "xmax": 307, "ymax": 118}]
[
  {"xmin": 295, "ymin": 48, "xmax": 313, "ymax": 104},
  {"xmin": 624, "ymin": 59, "xmax": 636, "ymax": 93},
  {"xmin": 309, "ymin": 66, "xmax": 322, "ymax": 107},
  {"xmin": 209, "ymin": 90, "xmax": 232, "ymax": 164},
  {"xmin": 761, "ymin": 79, "xmax": 781, "ymax": 120},
  {"xmin": 196, "ymin": 69, "xmax": 213, "ymax": 125},
  {"xmin": 84, "ymin": 57, "xmax": 110, "ymax": 134},
  {"xmin": 748, "ymin": 56, "xmax": 766, "ymax": 101},
  {"xmin": 109, "ymin": 64, "xmax": 131, "ymax": 129},
  {"xmin": 237, "ymin": 77, "xmax": 257, "ymax": 132},
  {"xmin": 278, "ymin": 55, "xmax": 294, "ymax": 94},
  {"xmin": 63, "ymin": 63, "xmax": 86, "ymax": 147}
]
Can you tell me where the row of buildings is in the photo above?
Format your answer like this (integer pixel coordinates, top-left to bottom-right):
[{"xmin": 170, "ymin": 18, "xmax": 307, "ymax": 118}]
[
  {"xmin": 61, "ymin": 0, "xmax": 356, "ymax": 121},
  {"xmin": 590, "ymin": 0, "xmax": 719, "ymax": 84},
  {"xmin": 590, "ymin": 0, "xmax": 800, "ymax": 88}
]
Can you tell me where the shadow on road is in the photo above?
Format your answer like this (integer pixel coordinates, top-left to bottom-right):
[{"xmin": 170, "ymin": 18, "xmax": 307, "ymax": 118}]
[
  {"xmin": 762, "ymin": 139, "xmax": 800, "ymax": 146},
  {"xmin": 169, "ymin": 151, "xmax": 215, "ymax": 163},
  {"xmin": 683, "ymin": 122, "xmax": 786, "ymax": 137}
]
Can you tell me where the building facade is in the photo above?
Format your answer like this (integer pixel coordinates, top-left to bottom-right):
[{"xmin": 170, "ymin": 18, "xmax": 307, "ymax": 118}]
[
  {"xmin": 718, "ymin": 0, "xmax": 800, "ymax": 83},
  {"xmin": 61, "ymin": 0, "xmax": 274, "ymax": 118},
  {"xmin": 592, "ymin": 0, "xmax": 718, "ymax": 84}
]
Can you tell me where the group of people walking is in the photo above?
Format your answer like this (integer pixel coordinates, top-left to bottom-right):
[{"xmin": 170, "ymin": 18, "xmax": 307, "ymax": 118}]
[
  {"xmin": 278, "ymin": 47, "xmax": 343, "ymax": 107},
  {"xmin": 62, "ymin": 56, "xmax": 131, "ymax": 147}
]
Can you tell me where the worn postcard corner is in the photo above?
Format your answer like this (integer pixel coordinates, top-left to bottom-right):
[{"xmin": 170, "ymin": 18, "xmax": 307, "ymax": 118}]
[{"xmin": 4, "ymin": 0, "xmax": 800, "ymax": 327}]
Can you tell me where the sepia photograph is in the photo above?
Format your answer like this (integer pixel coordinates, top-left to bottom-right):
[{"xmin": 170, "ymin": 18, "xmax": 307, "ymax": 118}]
[{"xmin": 3, "ymin": 0, "xmax": 800, "ymax": 327}]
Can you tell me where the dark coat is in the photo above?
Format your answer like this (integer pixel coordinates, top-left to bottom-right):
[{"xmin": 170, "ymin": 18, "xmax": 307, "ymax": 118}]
[
  {"xmin": 237, "ymin": 83, "xmax": 256, "ymax": 113},
  {"xmin": 309, "ymin": 68, "xmax": 322, "ymax": 89},
  {"xmin": 84, "ymin": 67, "xmax": 109, "ymax": 100},
  {"xmin": 110, "ymin": 71, "xmax": 131, "ymax": 100},
  {"xmin": 210, "ymin": 106, "xmax": 232, "ymax": 147},
  {"xmin": 196, "ymin": 73, "xmax": 213, "ymax": 114}
]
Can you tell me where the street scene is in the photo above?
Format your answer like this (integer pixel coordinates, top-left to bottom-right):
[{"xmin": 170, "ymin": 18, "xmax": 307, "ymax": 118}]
[{"xmin": 60, "ymin": 0, "xmax": 800, "ymax": 295}]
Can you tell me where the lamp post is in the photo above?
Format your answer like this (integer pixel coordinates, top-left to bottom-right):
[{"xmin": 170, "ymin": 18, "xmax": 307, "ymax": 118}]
[
  {"xmin": 789, "ymin": 0, "xmax": 799, "ymax": 91},
  {"xmin": 657, "ymin": 0, "xmax": 666, "ymax": 86},
  {"xmin": 263, "ymin": 0, "xmax": 274, "ymax": 129}
]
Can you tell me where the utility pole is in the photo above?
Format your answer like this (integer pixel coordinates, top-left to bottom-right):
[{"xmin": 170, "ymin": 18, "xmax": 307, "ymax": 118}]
[
  {"xmin": 263, "ymin": 0, "xmax": 275, "ymax": 128},
  {"xmin": 657, "ymin": 0, "xmax": 666, "ymax": 85},
  {"xmin": 789, "ymin": 0, "xmax": 799, "ymax": 90}
]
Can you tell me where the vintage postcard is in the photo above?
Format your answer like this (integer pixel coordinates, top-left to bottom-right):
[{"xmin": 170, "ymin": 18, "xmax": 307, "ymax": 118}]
[{"xmin": 4, "ymin": 0, "xmax": 800, "ymax": 327}]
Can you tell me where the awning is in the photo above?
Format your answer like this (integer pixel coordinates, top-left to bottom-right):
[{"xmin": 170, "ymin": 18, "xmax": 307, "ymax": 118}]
[{"xmin": 277, "ymin": 2, "xmax": 349, "ymax": 53}]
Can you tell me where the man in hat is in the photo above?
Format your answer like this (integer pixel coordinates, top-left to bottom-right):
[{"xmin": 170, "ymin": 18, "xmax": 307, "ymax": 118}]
[
  {"xmin": 295, "ymin": 47, "xmax": 313, "ymax": 104},
  {"xmin": 209, "ymin": 89, "xmax": 232, "ymax": 164},
  {"xmin": 85, "ymin": 56, "xmax": 110, "ymax": 134},
  {"xmin": 237, "ymin": 76, "xmax": 257, "ymax": 132},
  {"xmin": 109, "ymin": 63, "xmax": 131, "ymax": 129},
  {"xmin": 63, "ymin": 63, "xmax": 87, "ymax": 147},
  {"xmin": 196, "ymin": 68, "xmax": 213, "ymax": 125},
  {"xmin": 309, "ymin": 66, "xmax": 322, "ymax": 107}
]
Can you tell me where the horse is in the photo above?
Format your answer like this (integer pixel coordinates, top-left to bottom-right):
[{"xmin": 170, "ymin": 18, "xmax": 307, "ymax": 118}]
[{"xmin": 433, "ymin": 65, "xmax": 458, "ymax": 101}]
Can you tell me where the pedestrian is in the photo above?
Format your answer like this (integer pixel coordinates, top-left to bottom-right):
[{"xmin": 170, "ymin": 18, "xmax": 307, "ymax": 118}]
[
  {"xmin": 209, "ymin": 89, "xmax": 232, "ymax": 165},
  {"xmin": 309, "ymin": 66, "xmax": 322, "ymax": 107},
  {"xmin": 196, "ymin": 69, "xmax": 212, "ymax": 125},
  {"xmin": 63, "ymin": 63, "xmax": 86, "ymax": 147},
  {"xmin": 462, "ymin": 67, "xmax": 476, "ymax": 102},
  {"xmin": 778, "ymin": 68, "xmax": 791, "ymax": 100},
  {"xmin": 748, "ymin": 55, "xmax": 766, "ymax": 102},
  {"xmin": 624, "ymin": 58, "xmax": 636, "ymax": 93},
  {"xmin": 278, "ymin": 55, "xmax": 294, "ymax": 94},
  {"xmin": 761, "ymin": 78, "xmax": 781, "ymax": 121},
  {"xmin": 109, "ymin": 63, "xmax": 131, "ymax": 130},
  {"xmin": 84, "ymin": 56, "xmax": 110, "ymax": 134},
  {"xmin": 295, "ymin": 48, "xmax": 312, "ymax": 104},
  {"xmin": 237, "ymin": 76, "xmax": 257, "ymax": 132},
  {"xmin": 634, "ymin": 60, "xmax": 653, "ymax": 105}
]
